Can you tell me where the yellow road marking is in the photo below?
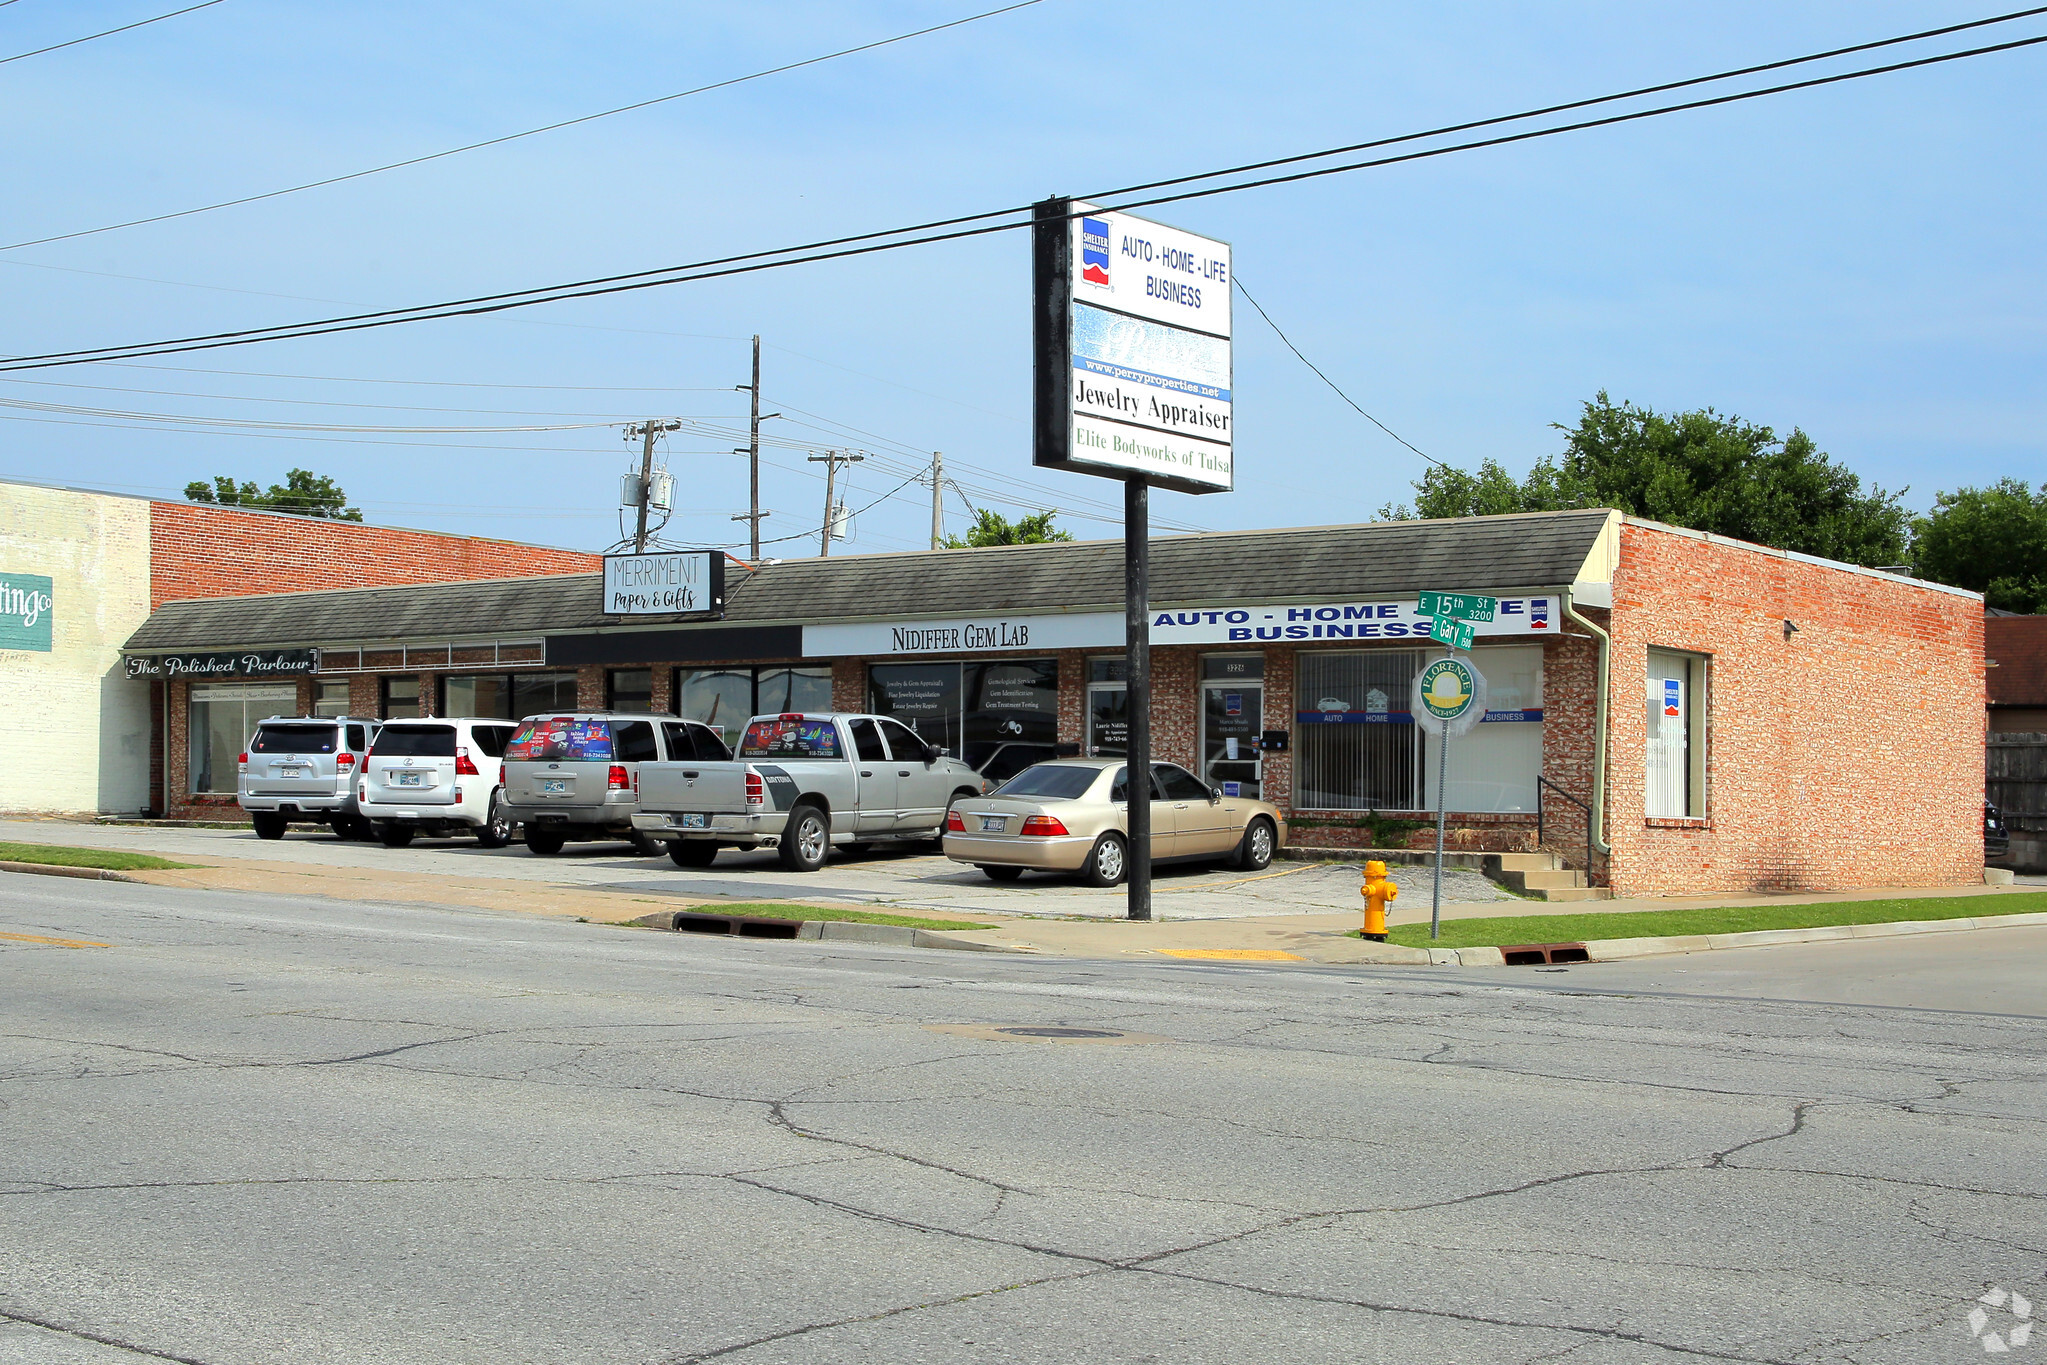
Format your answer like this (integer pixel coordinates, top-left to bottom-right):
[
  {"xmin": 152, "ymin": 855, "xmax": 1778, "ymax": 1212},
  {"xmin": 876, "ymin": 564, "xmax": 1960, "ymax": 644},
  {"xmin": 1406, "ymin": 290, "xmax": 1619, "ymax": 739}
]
[
  {"xmin": 1156, "ymin": 948, "xmax": 1304, "ymax": 961},
  {"xmin": 0, "ymin": 931, "xmax": 112, "ymax": 949}
]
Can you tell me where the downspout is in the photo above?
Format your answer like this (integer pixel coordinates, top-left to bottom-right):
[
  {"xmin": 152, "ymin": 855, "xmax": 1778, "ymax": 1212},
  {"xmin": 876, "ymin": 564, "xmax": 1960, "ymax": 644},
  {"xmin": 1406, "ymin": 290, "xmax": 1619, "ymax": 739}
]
[{"xmin": 1562, "ymin": 586, "xmax": 1612, "ymax": 859}]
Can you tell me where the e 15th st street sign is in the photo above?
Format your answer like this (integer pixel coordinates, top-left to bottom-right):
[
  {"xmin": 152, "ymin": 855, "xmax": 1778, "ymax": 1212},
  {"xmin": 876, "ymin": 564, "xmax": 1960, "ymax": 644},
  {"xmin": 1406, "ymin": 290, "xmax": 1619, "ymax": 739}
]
[{"xmin": 1416, "ymin": 591, "xmax": 1498, "ymax": 622}]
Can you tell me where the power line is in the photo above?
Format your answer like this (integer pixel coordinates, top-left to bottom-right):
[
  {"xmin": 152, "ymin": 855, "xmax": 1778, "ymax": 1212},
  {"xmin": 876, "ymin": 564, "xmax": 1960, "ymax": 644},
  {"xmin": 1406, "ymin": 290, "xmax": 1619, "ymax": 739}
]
[
  {"xmin": 8, "ymin": 18, "xmax": 2046, "ymax": 371},
  {"xmin": 0, "ymin": 394, "xmax": 621, "ymax": 434},
  {"xmin": 1232, "ymin": 275, "xmax": 1445, "ymax": 470},
  {"xmin": 0, "ymin": 0, "xmax": 1046, "ymax": 252},
  {"xmin": 0, "ymin": 0, "xmax": 223, "ymax": 66}
]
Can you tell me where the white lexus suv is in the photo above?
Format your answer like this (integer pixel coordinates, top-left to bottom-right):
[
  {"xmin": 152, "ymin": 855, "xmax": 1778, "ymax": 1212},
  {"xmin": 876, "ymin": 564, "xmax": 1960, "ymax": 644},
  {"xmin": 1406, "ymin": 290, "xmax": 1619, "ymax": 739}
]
[{"xmin": 358, "ymin": 718, "xmax": 519, "ymax": 847}]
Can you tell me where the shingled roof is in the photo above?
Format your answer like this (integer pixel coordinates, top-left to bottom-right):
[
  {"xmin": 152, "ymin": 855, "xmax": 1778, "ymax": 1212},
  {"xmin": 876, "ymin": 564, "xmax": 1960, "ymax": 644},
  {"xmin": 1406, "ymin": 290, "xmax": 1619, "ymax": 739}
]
[{"xmin": 124, "ymin": 509, "xmax": 1619, "ymax": 652}]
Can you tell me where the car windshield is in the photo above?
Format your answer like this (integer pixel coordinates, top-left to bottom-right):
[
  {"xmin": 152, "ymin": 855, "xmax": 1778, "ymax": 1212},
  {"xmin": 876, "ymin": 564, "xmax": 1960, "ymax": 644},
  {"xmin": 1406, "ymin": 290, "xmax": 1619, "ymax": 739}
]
[
  {"xmin": 250, "ymin": 724, "xmax": 336, "ymax": 754},
  {"xmin": 373, "ymin": 725, "xmax": 457, "ymax": 758},
  {"xmin": 992, "ymin": 765, "xmax": 1101, "ymax": 800},
  {"xmin": 505, "ymin": 718, "xmax": 614, "ymax": 762},
  {"xmin": 740, "ymin": 717, "xmax": 841, "ymax": 760}
]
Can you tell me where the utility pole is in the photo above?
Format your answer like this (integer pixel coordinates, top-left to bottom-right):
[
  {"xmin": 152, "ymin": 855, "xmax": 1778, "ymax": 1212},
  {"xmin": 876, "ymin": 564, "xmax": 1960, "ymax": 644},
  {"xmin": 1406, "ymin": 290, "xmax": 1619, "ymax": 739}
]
[
  {"xmin": 623, "ymin": 419, "xmax": 681, "ymax": 552},
  {"xmin": 730, "ymin": 335, "xmax": 779, "ymax": 559},
  {"xmin": 807, "ymin": 450, "xmax": 863, "ymax": 557},
  {"xmin": 929, "ymin": 452, "xmax": 944, "ymax": 550}
]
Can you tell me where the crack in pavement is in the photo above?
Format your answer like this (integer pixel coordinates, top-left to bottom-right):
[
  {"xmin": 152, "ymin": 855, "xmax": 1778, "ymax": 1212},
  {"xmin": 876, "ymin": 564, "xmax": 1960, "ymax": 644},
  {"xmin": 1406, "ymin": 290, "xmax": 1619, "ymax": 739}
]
[{"xmin": 0, "ymin": 1306, "xmax": 215, "ymax": 1364}]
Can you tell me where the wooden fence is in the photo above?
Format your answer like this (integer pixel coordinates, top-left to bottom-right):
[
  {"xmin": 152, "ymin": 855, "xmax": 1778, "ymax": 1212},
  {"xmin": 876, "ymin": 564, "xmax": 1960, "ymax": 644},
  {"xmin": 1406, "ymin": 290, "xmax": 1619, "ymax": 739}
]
[{"xmin": 1988, "ymin": 732, "xmax": 2047, "ymax": 832}]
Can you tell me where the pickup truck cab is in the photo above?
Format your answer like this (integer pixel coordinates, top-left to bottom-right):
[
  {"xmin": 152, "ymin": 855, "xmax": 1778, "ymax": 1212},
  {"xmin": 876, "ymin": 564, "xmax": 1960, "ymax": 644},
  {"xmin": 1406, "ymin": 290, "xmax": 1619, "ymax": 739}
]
[{"xmin": 632, "ymin": 711, "xmax": 987, "ymax": 871}]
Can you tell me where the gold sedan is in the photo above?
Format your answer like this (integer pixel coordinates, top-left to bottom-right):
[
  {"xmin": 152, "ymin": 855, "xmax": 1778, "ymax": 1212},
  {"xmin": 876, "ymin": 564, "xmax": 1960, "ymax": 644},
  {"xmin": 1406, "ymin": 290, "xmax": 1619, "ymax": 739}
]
[{"xmin": 943, "ymin": 758, "xmax": 1287, "ymax": 886}]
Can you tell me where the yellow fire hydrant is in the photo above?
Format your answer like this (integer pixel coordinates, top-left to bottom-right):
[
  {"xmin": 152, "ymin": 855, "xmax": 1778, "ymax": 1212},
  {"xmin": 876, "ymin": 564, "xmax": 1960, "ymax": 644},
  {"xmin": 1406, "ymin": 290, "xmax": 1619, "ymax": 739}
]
[{"xmin": 1362, "ymin": 859, "xmax": 1398, "ymax": 941}]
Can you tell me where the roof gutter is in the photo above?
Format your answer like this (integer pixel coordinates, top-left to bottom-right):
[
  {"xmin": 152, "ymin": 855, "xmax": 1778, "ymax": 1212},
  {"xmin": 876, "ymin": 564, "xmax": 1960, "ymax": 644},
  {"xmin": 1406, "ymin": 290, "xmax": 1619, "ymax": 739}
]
[{"xmin": 1561, "ymin": 586, "xmax": 1612, "ymax": 858}]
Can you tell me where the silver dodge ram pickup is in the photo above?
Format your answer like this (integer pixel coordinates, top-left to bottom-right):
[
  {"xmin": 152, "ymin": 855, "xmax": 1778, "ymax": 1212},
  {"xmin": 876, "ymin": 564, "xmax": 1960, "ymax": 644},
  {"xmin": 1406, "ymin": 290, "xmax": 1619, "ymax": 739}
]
[{"xmin": 632, "ymin": 712, "xmax": 986, "ymax": 871}]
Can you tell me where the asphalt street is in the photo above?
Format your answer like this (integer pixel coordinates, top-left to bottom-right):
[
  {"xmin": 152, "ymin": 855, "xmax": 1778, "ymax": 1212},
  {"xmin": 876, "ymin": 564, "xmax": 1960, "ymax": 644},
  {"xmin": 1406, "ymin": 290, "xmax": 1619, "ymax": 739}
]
[
  {"xmin": 0, "ymin": 819, "xmax": 1517, "ymax": 919},
  {"xmin": 2, "ymin": 875, "xmax": 2043, "ymax": 1365}
]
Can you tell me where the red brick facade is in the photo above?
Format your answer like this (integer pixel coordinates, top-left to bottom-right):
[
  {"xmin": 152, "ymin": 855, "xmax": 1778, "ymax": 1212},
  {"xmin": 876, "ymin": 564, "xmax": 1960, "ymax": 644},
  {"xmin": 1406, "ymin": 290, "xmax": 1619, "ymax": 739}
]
[
  {"xmin": 1604, "ymin": 521, "xmax": 1984, "ymax": 895},
  {"xmin": 148, "ymin": 500, "xmax": 598, "ymax": 611}
]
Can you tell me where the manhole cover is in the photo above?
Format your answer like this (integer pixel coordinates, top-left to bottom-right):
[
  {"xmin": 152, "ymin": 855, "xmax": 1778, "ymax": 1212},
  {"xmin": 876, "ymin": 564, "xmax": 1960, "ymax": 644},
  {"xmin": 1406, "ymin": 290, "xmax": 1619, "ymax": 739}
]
[{"xmin": 925, "ymin": 1023, "xmax": 1169, "ymax": 1046}]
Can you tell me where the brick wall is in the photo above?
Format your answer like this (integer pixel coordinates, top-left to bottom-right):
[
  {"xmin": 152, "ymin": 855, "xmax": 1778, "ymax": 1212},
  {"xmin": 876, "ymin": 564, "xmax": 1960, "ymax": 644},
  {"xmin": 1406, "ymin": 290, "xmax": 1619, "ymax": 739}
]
[
  {"xmin": 148, "ymin": 500, "xmax": 598, "ymax": 610},
  {"xmin": 1606, "ymin": 521, "xmax": 1984, "ymax": 895}
]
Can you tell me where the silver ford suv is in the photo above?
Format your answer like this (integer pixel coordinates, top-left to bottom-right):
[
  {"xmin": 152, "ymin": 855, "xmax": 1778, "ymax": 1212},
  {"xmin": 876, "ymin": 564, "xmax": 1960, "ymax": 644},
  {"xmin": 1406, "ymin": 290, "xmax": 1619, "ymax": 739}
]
[{"xmin": 237, "ymin": 715, "xmax": 382, "ymax": 840}]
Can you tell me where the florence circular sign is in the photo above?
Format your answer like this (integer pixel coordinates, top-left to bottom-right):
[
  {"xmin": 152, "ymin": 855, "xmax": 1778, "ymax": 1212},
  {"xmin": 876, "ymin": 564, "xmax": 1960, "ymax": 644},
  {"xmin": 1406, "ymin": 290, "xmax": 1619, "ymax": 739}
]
[{"xmin": 1411, "ymin": 656, "xmax": 1488, "ymax": 738}]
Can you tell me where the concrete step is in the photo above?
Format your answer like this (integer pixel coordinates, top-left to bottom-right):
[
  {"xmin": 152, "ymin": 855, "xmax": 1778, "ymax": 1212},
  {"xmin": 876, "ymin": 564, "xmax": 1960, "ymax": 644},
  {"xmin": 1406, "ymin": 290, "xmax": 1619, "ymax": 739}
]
[
  {"xmin": 1536, "ymin": 886, "xmax": 1615, "ymax": 903},
  {"xmin": 1490, "ymin": 852, "xmax": 1559, "ymax": 874},
  {"xmin": 1515, "ymin": 868, "xmax": 1589, "ymax": 891}
]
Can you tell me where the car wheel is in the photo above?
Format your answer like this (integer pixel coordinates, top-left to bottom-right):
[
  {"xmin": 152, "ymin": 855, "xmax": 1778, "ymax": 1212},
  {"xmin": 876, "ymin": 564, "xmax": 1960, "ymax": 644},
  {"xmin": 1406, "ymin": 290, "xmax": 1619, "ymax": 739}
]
[
  {"xmin": 348, "ymin": 816, "xmax": 378, "ymax": 842},
  {"xmin": 627, "ymin": 829, "xmax": 664, "ymax": 857},
  {"xmin": 1234, "ymin": 817, "xmax": 1276, "ymax": 871},
  {"xmin": 378, "ymin": 823, "xmax": 416, "ymax": 848},
  {"xmin": 668, "ymin": 841, "xmax": 718, "ymax": 868},
  {"xmin": 474, "ymin": 793, "xmax": 513, "ymax": 849},
  {"xmin": 778, "ymin": 805, "xmax": 830, "ymax": 873},
  {"xmin": 524, "ymin": 827, "xmax": 565, "ymax": 856},
  {"xmin": 980, "ymin": 864, "xmax": 1025, "ymax": 883},
  {"xmin": 251, "ymin": 813, "xmax": 287, "ymax": 841},
  {"xmin": 1079, "ymin": 832, "xmax": 1127, "ymax": 888},
  {"xmin": 933, "ymin": 790, "xmax": 978, "ymax": 848}
]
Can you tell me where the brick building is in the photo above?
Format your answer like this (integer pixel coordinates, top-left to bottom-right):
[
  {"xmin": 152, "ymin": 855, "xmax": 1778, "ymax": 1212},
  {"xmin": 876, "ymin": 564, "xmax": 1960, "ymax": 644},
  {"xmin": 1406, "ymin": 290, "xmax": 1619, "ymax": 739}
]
[
  {"xmin": 0, "ymin": 476, "xmax": 597, "ymax": 816},
  {"xmin": 119, "ymin": 508, "xmax": 1988, "ymax": 896}
]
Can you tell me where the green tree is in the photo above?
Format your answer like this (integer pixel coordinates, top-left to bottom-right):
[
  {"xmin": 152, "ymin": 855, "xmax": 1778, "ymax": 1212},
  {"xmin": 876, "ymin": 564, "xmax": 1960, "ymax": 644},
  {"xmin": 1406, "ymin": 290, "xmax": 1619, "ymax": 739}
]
[
  {"xmin": 1912, "ymin": 479, "xmax": 2047, "ymax": 613},
  {"xmin": 1381, "ymin": 393, "xmax": 1911, "ymax": 566},
  {"xmin": 184, "ymin": 468, "xmax": 363, "ymax": 521},
  {"xmin": 942, "ymin": 508, "xmax": 1075, "ymax": 548}
]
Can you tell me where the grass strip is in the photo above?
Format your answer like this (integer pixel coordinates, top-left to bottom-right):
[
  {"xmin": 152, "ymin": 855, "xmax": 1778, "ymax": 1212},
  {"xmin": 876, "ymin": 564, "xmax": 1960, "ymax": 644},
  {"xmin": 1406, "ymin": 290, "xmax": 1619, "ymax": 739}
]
[
  {"xmin": 1383, "ymin": 891, "xmax": 2047, "ymax": 949},
  {"xmin": 0, "ymin": 841, "xmax": 201, "ymax": 872},
  {"xmin": 699, "ymin": 902, "xmax": 996, "ymax": 932}
]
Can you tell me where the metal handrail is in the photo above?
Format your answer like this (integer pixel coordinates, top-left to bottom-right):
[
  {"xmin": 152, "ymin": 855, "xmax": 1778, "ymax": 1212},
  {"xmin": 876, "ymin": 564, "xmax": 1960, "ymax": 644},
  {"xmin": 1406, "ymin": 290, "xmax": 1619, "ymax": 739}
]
[{"xmin": 1536, "ymin": 776, "xmax": 1601, "ymax": 886}]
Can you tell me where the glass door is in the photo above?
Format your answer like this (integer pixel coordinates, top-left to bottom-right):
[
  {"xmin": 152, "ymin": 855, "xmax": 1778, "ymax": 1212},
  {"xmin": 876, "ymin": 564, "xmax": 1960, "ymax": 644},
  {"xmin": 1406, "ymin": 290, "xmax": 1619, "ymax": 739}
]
[{"xmin": 1200, "ymin": 655, "xmax": 1264, "ymax": 798}]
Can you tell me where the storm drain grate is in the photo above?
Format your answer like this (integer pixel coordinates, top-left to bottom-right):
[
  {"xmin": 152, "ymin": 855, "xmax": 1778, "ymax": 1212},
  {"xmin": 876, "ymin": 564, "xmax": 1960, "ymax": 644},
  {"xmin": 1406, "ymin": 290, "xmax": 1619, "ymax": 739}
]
[
  {"xmin": 1500, "ymin": 942, "xmax": 1591, "ymax": 966},
  {"xmin": 673, "ymin": 912, "xmax": 801, "ymax": 939}
]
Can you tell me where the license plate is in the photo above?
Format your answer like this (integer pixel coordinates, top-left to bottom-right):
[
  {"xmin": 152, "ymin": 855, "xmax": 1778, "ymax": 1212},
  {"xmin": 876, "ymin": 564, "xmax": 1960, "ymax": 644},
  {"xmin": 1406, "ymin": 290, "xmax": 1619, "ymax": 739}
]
[
  {"xmin": 395, "ymin": 772, "xmax": 425, "ymax": 788},
  {"xmin": 279, "ymin": 766, "xmax": 307, "ymax": 779},
  {"xmin": 541, "ymin": 779, "xmax": 568, "ymax": 796},
  {"xmin": 980, "ymin": 815, "xmax": 1005, "ymax": 832},
  {"xmin": 679, "ymin": 813, "xmax": 709, "ymax": 829}
]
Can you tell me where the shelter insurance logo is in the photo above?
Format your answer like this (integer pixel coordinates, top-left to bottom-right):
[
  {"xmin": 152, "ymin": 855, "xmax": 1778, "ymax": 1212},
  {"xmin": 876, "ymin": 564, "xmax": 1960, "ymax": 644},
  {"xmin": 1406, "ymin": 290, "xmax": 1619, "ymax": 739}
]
[{"xmin": 1080, "ymin": 217, "xmax": 1111, "ymax": 286}]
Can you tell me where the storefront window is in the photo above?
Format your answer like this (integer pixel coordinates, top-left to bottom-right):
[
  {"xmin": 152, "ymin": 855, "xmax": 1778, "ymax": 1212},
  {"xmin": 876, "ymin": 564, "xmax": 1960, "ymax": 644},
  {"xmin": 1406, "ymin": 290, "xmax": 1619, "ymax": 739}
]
[
  {"xmin": 1646, "ymin": 649, "xmax": 1705, "ymax": 818},
  {"xmin": 868, "ymin": 660, "xmax": 1057, "ymax": 762},
  {"xmin": 674, "ymin": 666, "xmax": 832, "ymax": 742},
  {"xmin": 1086, "ymin": 657, "xmax": 1126, "ymax": 756},
  {"xmin": 1295, "ymin": 646, "xmax": 1545, "ymax": 812},
  {"xmin": 188, "ymin": 683, "xmax": 297, "ymax": 794},
  {"xmin": 381, "ymin": 676, "xmax": 421, "ymax": 720},
  {"xmin": 442, "ymin": 672, "xmax": 578, "ymax": 720},
  {"xmin": 312, "ymin": 680, "xmax": 351, "ymax": 718},
  {"xmin": 608, "ymin": 668, "xmax": 653, "ymax": 713}
]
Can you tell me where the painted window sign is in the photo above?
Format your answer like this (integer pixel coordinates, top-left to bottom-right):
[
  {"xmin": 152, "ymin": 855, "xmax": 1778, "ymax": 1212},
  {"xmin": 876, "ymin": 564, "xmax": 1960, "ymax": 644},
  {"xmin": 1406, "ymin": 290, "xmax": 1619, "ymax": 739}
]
[
  {"xmin": 1663, "ymin": 678, "xmax": 1682, "ymax": 717},
  {"xmin": 0, "ymin": 573, "xmax": 53, "ymax": 652}
]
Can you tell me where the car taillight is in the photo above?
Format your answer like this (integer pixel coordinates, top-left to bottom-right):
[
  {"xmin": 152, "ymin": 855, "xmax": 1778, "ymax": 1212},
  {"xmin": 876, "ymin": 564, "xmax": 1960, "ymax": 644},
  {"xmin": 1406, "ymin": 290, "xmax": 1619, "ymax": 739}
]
[
  {"xmin": 745, "ymin": 772, "xmax": 765, "ymax": 806},
  {"xmin": 608, "ymin": 765, "xmax": 629, "ymax": 790},
  {"xmin": 358, "ymin": 783, "xmax": 367, "ymax": 802},
  {"xmin": 337, "ymin": 752, "xmax": 355, "ymax": 768},
  {"xmin": 1019, "ymin": 815, "xmax": 1069, "ymax": 837},
  {"xmin": 237, "ymin": 752, "xmax": 248, "ymax": 773},
  {"xmin": 454, "ymin": 748, "xmax": 479, "ymax": 776},
  {"xmin": 945, "ymin": 808, "xmax": 966, "ymax": 832}
]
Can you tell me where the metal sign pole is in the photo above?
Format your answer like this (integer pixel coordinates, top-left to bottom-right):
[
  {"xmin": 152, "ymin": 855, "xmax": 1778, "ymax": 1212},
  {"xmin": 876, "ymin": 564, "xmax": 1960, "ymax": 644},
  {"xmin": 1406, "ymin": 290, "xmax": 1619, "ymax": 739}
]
[
  {"xmin": 1432, "ymin": 724, "xmax": 1449, "ymax": 940},
  {"xmin": 1125, "ymin": 475, "xmax": 1152, "ymax": 922}
]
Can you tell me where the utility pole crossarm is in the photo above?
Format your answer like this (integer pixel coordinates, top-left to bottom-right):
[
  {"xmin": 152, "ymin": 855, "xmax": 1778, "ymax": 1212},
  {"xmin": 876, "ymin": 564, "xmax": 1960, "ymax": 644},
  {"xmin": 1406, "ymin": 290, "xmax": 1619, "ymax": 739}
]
[
  {"xmin": 623, "ymin": 418, "xmax": 683, "ymax": 553},
  {"xmin": 806, "ymin": 450, "xmax": 863, "ymax": 557}
]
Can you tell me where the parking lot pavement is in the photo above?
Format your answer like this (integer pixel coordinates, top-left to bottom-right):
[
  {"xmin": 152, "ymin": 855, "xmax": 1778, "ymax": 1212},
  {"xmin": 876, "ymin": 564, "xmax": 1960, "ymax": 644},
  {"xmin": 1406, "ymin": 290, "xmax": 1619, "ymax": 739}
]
[{"xmin": 0, "ymin": 818, "xmax": 1517, "ymax": 921}]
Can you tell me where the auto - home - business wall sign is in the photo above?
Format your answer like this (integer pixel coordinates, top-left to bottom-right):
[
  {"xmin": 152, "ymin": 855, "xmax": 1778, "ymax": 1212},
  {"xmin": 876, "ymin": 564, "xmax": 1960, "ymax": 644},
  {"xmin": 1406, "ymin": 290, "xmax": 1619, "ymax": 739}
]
[
  {"xmin": 124, "ymin": 650, "xmax": 322, "ymax": 679},
  {"xmin": 802, "ymin": 597, "xmax": 1556, "ymax": 656},
  {"xmin": 1034, "ymin": 199, "xmax": 1232, "ymax": 495}
]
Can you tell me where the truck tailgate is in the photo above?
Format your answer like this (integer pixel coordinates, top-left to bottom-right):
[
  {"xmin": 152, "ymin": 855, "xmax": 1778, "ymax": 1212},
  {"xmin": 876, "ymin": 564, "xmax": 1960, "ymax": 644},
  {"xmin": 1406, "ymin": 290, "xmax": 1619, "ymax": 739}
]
[{"xmin": 636, "ymin": 761, "xmax": 753, "ymax": 814}]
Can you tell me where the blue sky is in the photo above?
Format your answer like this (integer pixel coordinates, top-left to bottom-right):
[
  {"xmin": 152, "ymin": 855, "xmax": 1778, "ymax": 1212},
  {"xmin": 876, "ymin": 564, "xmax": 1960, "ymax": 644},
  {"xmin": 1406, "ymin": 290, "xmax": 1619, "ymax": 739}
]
[{"xmin": 3, "ymin": 1, "xmax": 2042, "ymax": 555}]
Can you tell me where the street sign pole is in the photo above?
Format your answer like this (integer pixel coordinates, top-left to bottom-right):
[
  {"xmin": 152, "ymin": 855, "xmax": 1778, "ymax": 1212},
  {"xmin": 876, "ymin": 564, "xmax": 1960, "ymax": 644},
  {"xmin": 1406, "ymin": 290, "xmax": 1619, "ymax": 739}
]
[
  {"xmin": 1125, "ymin": 475, "xmax": 1151, "ymax": 922},
  {"xmin": 1412, "ymin": 640, "xmax": 1486, "ymax": 942},
  {"xmin": 1432, "ymin": 722, "xmax": 1450, "ymax": 940}
]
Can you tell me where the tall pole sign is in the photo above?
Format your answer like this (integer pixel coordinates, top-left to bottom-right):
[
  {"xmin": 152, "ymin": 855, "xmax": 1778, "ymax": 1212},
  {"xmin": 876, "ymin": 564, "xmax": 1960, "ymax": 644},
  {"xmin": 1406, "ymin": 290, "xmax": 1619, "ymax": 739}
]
[{"xmin": 1034, "ymin": 197, "xmax": 1233, "ymax": 921}]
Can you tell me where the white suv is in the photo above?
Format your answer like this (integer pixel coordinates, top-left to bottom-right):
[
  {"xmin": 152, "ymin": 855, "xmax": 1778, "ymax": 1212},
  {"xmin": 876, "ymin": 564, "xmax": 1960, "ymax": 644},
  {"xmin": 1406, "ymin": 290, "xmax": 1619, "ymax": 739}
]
[{"xmin": 359, "ymin": 718, "xmax": 520, "ymax": 848}]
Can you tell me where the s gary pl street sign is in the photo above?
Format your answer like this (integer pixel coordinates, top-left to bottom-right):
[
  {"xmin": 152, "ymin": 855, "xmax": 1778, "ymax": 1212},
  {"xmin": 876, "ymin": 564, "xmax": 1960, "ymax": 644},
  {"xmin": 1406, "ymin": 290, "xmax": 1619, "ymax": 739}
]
[
  {"xmin": 1429, "ymin": 615, "xmax": 1476, "ymax": 651},
  {"xmin": 1033, "ymin": 198, "xmax": 1233, "ymax": 495}
]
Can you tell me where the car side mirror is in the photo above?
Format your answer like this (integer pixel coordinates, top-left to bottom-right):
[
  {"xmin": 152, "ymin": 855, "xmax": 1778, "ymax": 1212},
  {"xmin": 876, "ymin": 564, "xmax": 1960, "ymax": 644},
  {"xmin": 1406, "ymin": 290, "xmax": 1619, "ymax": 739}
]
[
  {"xmin": 1209, "ymin": 787, "xmax": 1224, "ymax": 804},
  {"xmin": 925, "ymin": 744, "xmax": 943, "ymax": 764}
]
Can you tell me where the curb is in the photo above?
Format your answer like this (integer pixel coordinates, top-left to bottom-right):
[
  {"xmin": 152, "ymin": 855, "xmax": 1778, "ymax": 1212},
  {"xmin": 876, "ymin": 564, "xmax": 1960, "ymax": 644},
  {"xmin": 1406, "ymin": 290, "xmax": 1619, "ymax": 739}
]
[
  {"xmin": 1579, "ymin": 911, "xmax": 2047, "ymax": 962},
  {"xmin": 0, "ymin": 860, "xmax": 139, "ymax": 883}
]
